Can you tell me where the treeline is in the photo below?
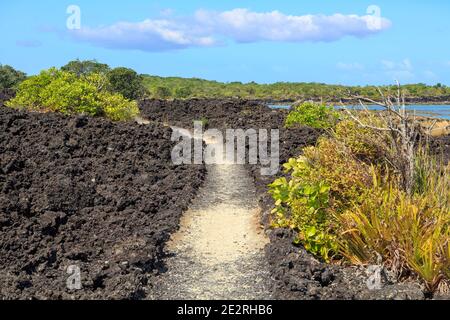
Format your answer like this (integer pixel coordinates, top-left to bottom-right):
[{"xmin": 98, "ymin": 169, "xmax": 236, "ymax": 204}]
[
  {"xmin": 1, "ymin": 60, "xmax": 143, "ymax": 121},
  {"xmin": 142, "ymin": 75, "xmax": 450, "ymax": 102},
  {"xmin": 2, "ymin": 60, "xmax": 450, "ymax": 102}
]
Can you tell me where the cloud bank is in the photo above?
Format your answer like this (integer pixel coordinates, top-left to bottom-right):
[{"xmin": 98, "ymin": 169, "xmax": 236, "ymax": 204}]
[
  {"xmin": 336, "ymin": 62, "xmax": 365, "ymax": 71},
  {"xmin": 69, "ymin": 8, "xmax": 391, "ymax": 51},
  {"xmin": 381, "ymin": 58, "xmax": 415, "ymax": 81}
]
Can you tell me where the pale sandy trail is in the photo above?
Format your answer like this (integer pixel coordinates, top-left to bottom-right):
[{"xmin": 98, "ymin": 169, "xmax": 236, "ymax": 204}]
[{"xmin": 149, "ymin": 129, "xmax": 272, "ymax": 300}]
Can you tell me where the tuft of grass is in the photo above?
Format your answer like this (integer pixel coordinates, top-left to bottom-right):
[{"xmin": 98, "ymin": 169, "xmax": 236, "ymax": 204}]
[
  {"xmin": 194, "ymin": 117, "xmax": 209, "ymax": 128},
  {"xmin": 337, "ymin": 154, "xmax": 449, "ymax": 293}
]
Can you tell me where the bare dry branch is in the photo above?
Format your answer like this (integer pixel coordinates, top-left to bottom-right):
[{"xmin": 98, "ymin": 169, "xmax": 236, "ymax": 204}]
[{"xmin": 342, "ymin": 83, "xmax": 423, "ymax": 195}]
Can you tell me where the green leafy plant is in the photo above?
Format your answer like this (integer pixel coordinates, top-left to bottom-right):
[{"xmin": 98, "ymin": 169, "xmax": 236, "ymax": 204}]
[
  {"xmin": 6, "ymin": 68, "xmax": 139, "ymax": 121},
  {"xmin": 174, "ymin": 86, "xmax": 193, "ymax": 99},
  {"xmin": 268, "ymin": 132, "xmax": 375, "ymax": 261},
  {"xmin": 154, "ymin": 86, "xmax": 172, "ymax": 99},
  {"xmin": 107, "ymin": 67, "xmax": 147, "ymax": 100},
  {"xmin": 61, "ymin": 59, "xmax": 110, "ymax": 77},
  {"xmin": 285, "ymin": 101, "xmax": 340, "ymax": 129},
  {"xmin": 0, "ymin": 64, "xmax": 27, "ymax": 90},
  {"xmin": 194, "ymin": 117, "xmax": 209, "ymax": 128},
  {"xmin": 269, "ymin": 157, "xmax": 338, "ymax": 262},
  {"xmin": 334, "ymin": 118, "xmax": 388, "ymax": 163},
  {"xmin": 100, "ymin": 92, "xmax": 139, "ymax": 121}
]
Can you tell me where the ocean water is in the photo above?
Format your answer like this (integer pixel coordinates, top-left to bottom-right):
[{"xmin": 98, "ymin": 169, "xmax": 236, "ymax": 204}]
[{"xmin": 269, "ymin": 104, "xmax": 450, "ymax": 120}]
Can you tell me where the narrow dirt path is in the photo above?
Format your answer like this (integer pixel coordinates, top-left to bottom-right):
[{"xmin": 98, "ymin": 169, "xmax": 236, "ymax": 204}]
[{"xmin": 149, "ymin": 129, "xmax": 272, "ymax": 300}]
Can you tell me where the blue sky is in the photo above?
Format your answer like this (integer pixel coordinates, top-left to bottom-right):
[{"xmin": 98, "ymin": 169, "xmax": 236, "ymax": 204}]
[{"xmin": 1, "ymin": 0, "xmax": 449, "ymax": 85}]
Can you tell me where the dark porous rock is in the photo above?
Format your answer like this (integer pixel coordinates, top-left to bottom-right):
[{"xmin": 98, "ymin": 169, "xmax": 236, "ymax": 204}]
[
  {"xmin": 265, "ymin": 228, "xmax": 427, "ymax": 300},
  {"xmin": 0, "ymin": 89, "xmax": 15, "ymax": 106},
  {"xmin": 0, "ymin": 107, "xmax": 206, "ymax": 299},
  {"xmin": 357, "ymin": 283, "xmax": 425, "ymax": 300}
]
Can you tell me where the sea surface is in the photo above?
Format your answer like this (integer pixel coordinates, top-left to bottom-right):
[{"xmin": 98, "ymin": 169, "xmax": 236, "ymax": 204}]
[{"xmin": 269, "ymin": 104, "xmax": 450, "ymax": 120}]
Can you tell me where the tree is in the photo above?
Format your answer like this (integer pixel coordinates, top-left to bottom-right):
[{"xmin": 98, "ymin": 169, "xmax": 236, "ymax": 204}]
[
  {"xmin": 174, "ymin": 86, "xmax": 192, "ymax": 99},
  {"xmin": 0, "ymin": 65, "xmax": 27, "ymax": 90},
  {"xmin": 6, "ymin": 68, "xmax": 139, "ymax": 121},
  {"xmin": 61, "ymin": 59, "xmax": 110, "ymax": 76},
  {"xmin": 342, "ymin": 83, "xmax": 423, "ymax": 195},
  {"xmin": 107, "ymin": 67, "xmax": 146, "ymax": 100},
  {"xmin": 154, "ymin": 86, "xmax": 172, "ymax": 99},
  {"xmin": 285, "ymin": 101, "xmax": 339, "ymax": 129}
]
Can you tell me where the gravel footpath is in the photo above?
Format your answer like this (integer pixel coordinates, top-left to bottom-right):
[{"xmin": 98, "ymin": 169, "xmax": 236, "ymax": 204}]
[
  {"xmin": 140, "ymin": 98, "xmax": 449, "ymax": 300},
  {"xmin": 149, "ymin": 130, "xmax": 272, "ymax": 300}
]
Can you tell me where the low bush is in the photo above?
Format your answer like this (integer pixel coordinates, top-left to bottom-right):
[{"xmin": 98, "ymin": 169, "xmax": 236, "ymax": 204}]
[
  {"xmin": 269, "ymin": 131, "xmax": 374, "ymax": 262},
  {"xmin": 107, "ymin": 67, "xmax": 147, "ymax": 100},
  {"xmin": 194, "ymin": 117, "xmax": 209, "ymax": 128},
  {"xmin": 62, "ymin": 61, "xmax": 147, "ymax": 101},
  {"xmin": 6, "ymin": 68, "xmax": 139, "ymax": 121},
  {"xmin": 285, "ymin": 101, "xmax": 339, "ymax": 129},
  {"xmin": 61, "ymin": 59, "xmax": 110, "ymax": 76},
  {"xmin": 270, "ymin": 115, "xmax": 449, "ymax": 292},
  {"xmin": 175, "ymin": 86, "xmax": 193, "ymax": 99},
  {"xmin": 154, "ymin": 86, "xmax": 172, "ymax": 99},
  {"xmin": 100, "ymin": 92, "xmax": 139, "ymax": 122},
  {"xmin": 0, "ymin": 64, "xmax": 27, "ymax": 90},
  {"xmin": 334, "ymin": 118, "xmax": 389, "ymax": 164},
  {"xmin": 270, "ymin": 160, "xmax": 337, "ymax": 262}
]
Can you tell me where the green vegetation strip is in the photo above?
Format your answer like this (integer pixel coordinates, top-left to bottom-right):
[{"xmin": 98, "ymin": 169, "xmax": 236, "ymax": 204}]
[{"xmin": 3, "ymin": 60, "xmax": 450, "ymax": 102}]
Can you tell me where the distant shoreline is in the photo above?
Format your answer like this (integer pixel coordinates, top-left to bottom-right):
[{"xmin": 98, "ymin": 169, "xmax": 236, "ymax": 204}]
[{"xmin": 261, "ymin": 98, "xmax": 450, "ymax": 106}]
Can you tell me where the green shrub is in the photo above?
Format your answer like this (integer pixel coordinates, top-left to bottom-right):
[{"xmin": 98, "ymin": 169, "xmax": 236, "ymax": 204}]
[
  {"xmin": 6, "ymin": 68, "xmax": 139, "ymax": 121},
  {"xmin": 107, "ymin": 67, "xmax": 146, "ymax": 100},
  {"xmin": 0, "ymin": 64, "xmax": 27, "ymax": 90},
  {"xmin": 154, "ymin": 86, "xmax": 172, "ymax": 99},
  {"xmin": 285, "ymin": 102, "xmax": 339, "ymax": 129},
  {"xmin": 194, "ymin": 117, "xmax": 209, "ymax": 128},
  {"xmin": 100, "ymin": 92, "xmax": 139, "ymax": 122},
  {"xmin": 175, "ymin": 86, "xmax": 193, "ymax": 99},
  {"xmin": 334, "ymin": 118, "xmax": 388, "ymax": 163},
  {"xmin": 270, "ymin": 116, "xmax": 450, "ymax": 292},
  {"xmin": 61, "ymin": 59, "xmax": 110, "ymax": 76},
  {"xmin": 269, "ymin": 159, "xmax": 338, "ymax": 261},
  {"xmin": 269, "ymin": 133, "xmax": 373, "ymax": 262},
  {"xmin": 302, "ymin": 139, "xmax": 373, "ymax": 208}
]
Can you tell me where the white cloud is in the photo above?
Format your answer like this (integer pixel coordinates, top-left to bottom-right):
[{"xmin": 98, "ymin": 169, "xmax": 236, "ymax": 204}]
[
  {"xmin": 70, "ymin": 19, "xmax": 216, "ymax": 51},
  {"xmin": 69, "ymin": 8, "xmax": 392, "ymax": 51},
  {"xmin": 336, "ymin": 62, "xmax": 365, "ymax": 71},
  {"xmin": 382, "ymin": 59, "xmax": 412, "ymax": 71},
  {"xmin": 197, "ymin": 9, "xmax": 391, "ymax": 43},
  {"xmin": 381, "ymin": 59, "xmax": 415, "ymax": 81}
]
